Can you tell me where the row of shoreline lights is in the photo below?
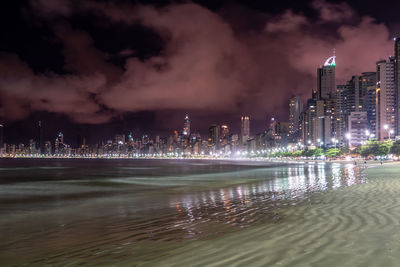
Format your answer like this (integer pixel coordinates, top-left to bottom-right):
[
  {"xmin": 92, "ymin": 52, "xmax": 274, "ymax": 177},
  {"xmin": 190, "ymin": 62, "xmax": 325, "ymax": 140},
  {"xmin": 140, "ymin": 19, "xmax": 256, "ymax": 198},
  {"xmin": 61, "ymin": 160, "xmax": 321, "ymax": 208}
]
[
  {"xmin": 307, "ymin": 125, "xmax": 394, "ymax": 149},
  {"xmin": 345, "ymin": 124, "xmax": 394, "ymax": 147}
]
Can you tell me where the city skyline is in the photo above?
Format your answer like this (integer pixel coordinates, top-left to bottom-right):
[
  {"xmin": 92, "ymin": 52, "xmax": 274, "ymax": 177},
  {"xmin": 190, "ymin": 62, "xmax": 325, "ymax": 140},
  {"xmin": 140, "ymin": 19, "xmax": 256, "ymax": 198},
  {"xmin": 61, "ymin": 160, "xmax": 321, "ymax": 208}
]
[
  {"xmin": 1, "ymin": 0, "xmax": 400, "ymax": 144},
  {"xmin": 3, "ymin": 36, "xmax": 400, "ymax": 157}
]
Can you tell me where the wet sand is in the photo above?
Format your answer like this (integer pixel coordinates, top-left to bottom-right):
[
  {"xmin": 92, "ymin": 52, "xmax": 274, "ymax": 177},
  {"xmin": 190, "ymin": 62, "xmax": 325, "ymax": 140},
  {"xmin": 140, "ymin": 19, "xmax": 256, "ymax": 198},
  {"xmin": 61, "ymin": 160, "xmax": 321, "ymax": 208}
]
[
  {"xmin": 0, "ymin": 159, "xmax": 398, "ymax": 266},
  {"xmin": 143, "ymin": 163, "xmax": 400, "ymax": 266}
]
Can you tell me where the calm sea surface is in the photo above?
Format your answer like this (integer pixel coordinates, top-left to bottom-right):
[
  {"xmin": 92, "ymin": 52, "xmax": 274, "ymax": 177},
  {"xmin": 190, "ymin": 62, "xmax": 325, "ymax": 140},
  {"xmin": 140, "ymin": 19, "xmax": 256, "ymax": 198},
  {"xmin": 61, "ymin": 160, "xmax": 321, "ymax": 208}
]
[{"xmin": 1, "ymin": 158, "xmax": 397, "ymax": 266}]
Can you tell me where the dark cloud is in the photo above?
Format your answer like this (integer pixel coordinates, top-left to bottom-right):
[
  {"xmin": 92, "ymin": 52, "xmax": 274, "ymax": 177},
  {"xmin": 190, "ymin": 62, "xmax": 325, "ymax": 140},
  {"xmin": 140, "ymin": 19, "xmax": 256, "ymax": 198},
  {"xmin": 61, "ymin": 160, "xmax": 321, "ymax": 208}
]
[
  {"xmin": 311, "ymin": 0, "xmax": 355, "ymax": 23},
  {"xmin": 30, "ymin": 0, "xmax": 72, "ymax": 18},
  {"xmin": 53, "ymin": 24, "xmax": 122, "ymax": 81},
  {"xmin": 0, "ymin": 53, "xmax": 111, "ymax": 123}
]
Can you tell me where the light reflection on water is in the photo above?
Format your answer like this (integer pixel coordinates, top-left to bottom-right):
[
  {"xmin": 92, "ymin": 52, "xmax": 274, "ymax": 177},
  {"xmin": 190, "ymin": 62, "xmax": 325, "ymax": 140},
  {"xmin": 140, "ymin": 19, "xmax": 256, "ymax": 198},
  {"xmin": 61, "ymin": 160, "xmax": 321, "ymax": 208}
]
[
  {"xmin": 0, "ymin": 159, "xmax": 367, "ymax": 265},
  {"xmin": 163, "ymin": 164, "xmax": 367, "ymax": 241}
]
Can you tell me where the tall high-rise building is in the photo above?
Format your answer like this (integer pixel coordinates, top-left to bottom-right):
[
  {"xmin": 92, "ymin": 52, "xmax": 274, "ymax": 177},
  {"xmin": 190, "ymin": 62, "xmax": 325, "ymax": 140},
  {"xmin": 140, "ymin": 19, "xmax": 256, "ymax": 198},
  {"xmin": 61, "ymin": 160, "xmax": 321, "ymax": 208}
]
[
  {"xmin": 348, "ymin": 111, "xmax": 368, "ymax": 147},
  {"xmin": 45, "ymin": 141, "xmax": 51, "ymax": 155},
  {"xmin": 376, "ymin": 57, "xmax": 396, "ymax": 140},
  {"xmin": 183, "ymin": 114, "xmax": 190, "ymax": 136},
  {"xmin": 345, "ymin": 72, "xmax": 376, "ymax": 114},
  {"xmin": 332, "ymin": 71, "xmax": 377, "ymax": 144},
  {"xmin": 315, "ymin": 99, "xmax": 332, "ymax": 147},
  {"xmin": 366, "ymin": 85, "xmax": 377, "ymax": 137},
  {"xmin": 240, "ymin": 116, "xmax": 250, "ymax": 144},
  {"xmin": 55, "ymin": 132, "xmax": 64, "ymax": 154},
  {"xmin": 208, "ymin": 124, "xmax": 220, "ymax": 147},
  {"xmin": 333, "ymin": 85, "xmax": 347, "ymax": 144},
  {"xmin": 345, "ymin": 76, "xmax": 361, "ymax": 113},
  {"xmin": 361, "ymin": 72, "xmax": 378, "ymax": 137},
  {"xmin": 395, "ymin": 37, "xmax": 400, "ymax": 135},
  {"xmin": 360, "ymin": 72, "xmax": 377, "ymax": 107},
  {"xmin": 317, "ymin": 55, "xmax": 336, "ymax": 100},
  {"xmin": 221, "ymin": 125, "xmax": 229, "ymax": 139},
  {"xmin": 269, "ymin": 117, "xmax": 278, "ymax": 136},
  {"xmin": 58, "ymin": 132, "xmax": 64, "ymax": 144},
  {"xmin": 313, "ymin": 54, "xmax": 336, "ymax": 146},
  {"xmin": 220, "ymin": 125, "xmax": 229, "ymax": 146},
  {"xmin": 289, "ymin": 96, "xmax": 303, "ymax": 139},
  {"xmin": 302, "ymin": 91, "xmax": 317, "ymax": 145}
]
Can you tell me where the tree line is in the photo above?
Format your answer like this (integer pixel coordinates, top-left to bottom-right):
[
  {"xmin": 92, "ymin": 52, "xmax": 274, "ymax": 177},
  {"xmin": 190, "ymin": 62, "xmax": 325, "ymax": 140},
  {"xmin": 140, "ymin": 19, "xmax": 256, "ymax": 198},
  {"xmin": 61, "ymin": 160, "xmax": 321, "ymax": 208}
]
[{"xmin": 265, "ymin": 139, "xmax": 400, "ymax": 159}]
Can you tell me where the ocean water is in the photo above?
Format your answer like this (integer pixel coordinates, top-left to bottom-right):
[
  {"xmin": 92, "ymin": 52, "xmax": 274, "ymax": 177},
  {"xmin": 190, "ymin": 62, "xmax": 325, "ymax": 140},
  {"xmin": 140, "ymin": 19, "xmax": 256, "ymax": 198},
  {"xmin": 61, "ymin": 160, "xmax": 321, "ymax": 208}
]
[{"xmin": 0, "ymin": 158, "xmax": 396, "ymax": 266}]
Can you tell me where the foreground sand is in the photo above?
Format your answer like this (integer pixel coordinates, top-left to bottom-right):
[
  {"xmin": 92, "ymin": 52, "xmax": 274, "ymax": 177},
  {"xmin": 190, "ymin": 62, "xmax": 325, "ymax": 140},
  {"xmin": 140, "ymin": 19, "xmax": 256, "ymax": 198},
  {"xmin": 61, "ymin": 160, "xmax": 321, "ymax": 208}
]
[{"xmin": 139, "ymin": 163, "xmax": 400, "ymax": 267}]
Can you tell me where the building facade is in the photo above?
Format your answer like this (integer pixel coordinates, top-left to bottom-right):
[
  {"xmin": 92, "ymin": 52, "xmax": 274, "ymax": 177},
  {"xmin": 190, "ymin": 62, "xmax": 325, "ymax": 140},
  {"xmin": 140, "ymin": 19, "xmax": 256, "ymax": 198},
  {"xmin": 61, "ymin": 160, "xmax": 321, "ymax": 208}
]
[
  {"xmin": 395, "ymin": 38, "xmax": 400, "ymax": 135},
  {"xmin": 240, "ymin": 116, "xmax": 250, "ymax": 145},
  {"xmin": 289, "ymin": 96, "xmax": 303, "ymax": 141},
  {"xmin": 376, "ymin": 57, "xmax": 396, "ymax": 140},
  {"xmin": 317, "ymin": 56, "xmax": 336, "ymax": 100},
  {"xmin": 183, "ymin": 114, "xmax": 190, "ymax": 136},
  {"xmin": 348, "ymin": 112, "xmax": 368, "ymax": 147}
]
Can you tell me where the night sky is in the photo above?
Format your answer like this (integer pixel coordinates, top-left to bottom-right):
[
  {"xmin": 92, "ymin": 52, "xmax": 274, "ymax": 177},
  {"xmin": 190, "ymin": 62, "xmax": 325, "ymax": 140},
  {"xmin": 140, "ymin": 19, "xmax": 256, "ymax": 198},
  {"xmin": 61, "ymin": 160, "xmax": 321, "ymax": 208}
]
[{"xmin": 1, "ymin": 0, "xmax": 400, "ymax": 145}]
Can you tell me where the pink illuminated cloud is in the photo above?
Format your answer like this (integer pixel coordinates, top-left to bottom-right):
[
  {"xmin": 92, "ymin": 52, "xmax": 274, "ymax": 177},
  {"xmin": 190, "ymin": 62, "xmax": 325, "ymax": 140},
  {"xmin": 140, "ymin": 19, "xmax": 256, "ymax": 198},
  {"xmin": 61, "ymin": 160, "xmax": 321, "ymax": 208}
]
[{"xmin": 0, "ymin": 0, "xmax": 395, "ymax": 124}]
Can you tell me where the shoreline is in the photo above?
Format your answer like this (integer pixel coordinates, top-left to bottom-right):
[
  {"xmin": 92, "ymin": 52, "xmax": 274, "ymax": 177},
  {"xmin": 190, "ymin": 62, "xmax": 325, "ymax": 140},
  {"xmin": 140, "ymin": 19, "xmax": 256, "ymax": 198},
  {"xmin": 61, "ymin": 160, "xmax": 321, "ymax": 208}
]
[{"xmin": 1, "ymin": 155, "xmax": 399, "ymax": 166}]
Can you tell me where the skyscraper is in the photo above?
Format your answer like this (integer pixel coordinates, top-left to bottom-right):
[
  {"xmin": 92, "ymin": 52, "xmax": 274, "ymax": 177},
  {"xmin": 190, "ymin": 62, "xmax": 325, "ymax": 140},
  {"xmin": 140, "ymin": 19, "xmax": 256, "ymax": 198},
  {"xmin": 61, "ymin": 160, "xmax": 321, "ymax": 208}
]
[
  {"xmin": 44, "ymin": 141, "xmax": 51, "ymax": 155},
  {"xmin": 344, "ymin": 72, "xmax": 376, "ymax": 114},
  {"xmin": 360, "ymin": 72, "xmax": 377, "ymax": 105},
  {"xmin": 55, "ymin": 132, "xmax": 64, "ymax": 154},
  {"xmin": 395, "ymin": 37, "xmax": 400, "ymax": 135},
  {"xmin": 221, "ymin": 125, "xmax": 229, "ymax": 139},
  {"xmin": 289, "ymin": 96, "xmax": 303, "ymax": 140},
  {"xmin": 348, "ymin": 111, "xmax": 368, "ymax": 147},
  {"xmin": 220, "ymin": 125, "xmax": 229, "ymax": 146},
  {"xmin": 315, "ymin": 99, "xmax": 332, "ymax": 147},
  {"xmin": 208, "ymin": 124, "xmax": 220, "ymax": 147},
  {"xmin": 333, "ymin": 85, "xmax": 347, "ymax": 144},
  {"xmin": 302, "ymin": 91, "xmax": 317, "ymax": 145},
  {"xmin": 317, "ymin": 55, "xmax": 336, "ymax": 100},
  {"xmin": 58, "ymin": 132, "xmax": 64, "ymax": 144},
  {"xmin": 314, "ymin": 54, "xmax": 336, "ymax": 146},
  {"xmin": 361, "ymin": 72, "xmax": 377, "ymax": 136},
  {"xmin": 366, "ymin": 86, "xmax": 377, "ymax": 137},
  {"xmin": 241, "ymin": 116, "xmax": 250, "ymax": 144},
  {"xmin": 345, "ymin": 76, "xmax": 361, "ymax": 113},
  {"xmin": 376, "ymin": 57, "xmax": 396, "ymax": 140},
  {"xmin": 182, "ymin": 114, "xmax": 190, "ymax": 136}
]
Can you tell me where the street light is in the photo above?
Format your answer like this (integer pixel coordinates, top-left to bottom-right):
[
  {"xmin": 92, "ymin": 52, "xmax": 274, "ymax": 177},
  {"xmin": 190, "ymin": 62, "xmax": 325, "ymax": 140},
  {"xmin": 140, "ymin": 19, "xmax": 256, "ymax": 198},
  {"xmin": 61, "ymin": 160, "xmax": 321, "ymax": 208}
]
[
  {"xmin": 317, "ymin": 138, "xmax": 322, "ymax": 148},
  {"xmin": 331, "ymin": 138, "xmax": 338, "ymax": 148},
  {"xmin": 384, "ymin": 124, "xmax": 393, "ymax": 140},
  {"xmin": 345, "ymin": 133, "xmax": 351, "ymax": 148},
  {"xmin": 365, "ymin": 129, "xmax": 371, "ymax": 141}
]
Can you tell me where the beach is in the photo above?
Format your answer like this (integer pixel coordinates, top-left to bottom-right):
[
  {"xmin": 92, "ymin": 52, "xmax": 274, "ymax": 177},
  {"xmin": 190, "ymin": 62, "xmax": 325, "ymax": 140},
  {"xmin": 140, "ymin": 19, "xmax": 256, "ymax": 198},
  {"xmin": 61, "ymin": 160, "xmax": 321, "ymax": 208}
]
[{"xmin": 0, "ymin": 159, "xmax": 399, "ymax": 266}]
